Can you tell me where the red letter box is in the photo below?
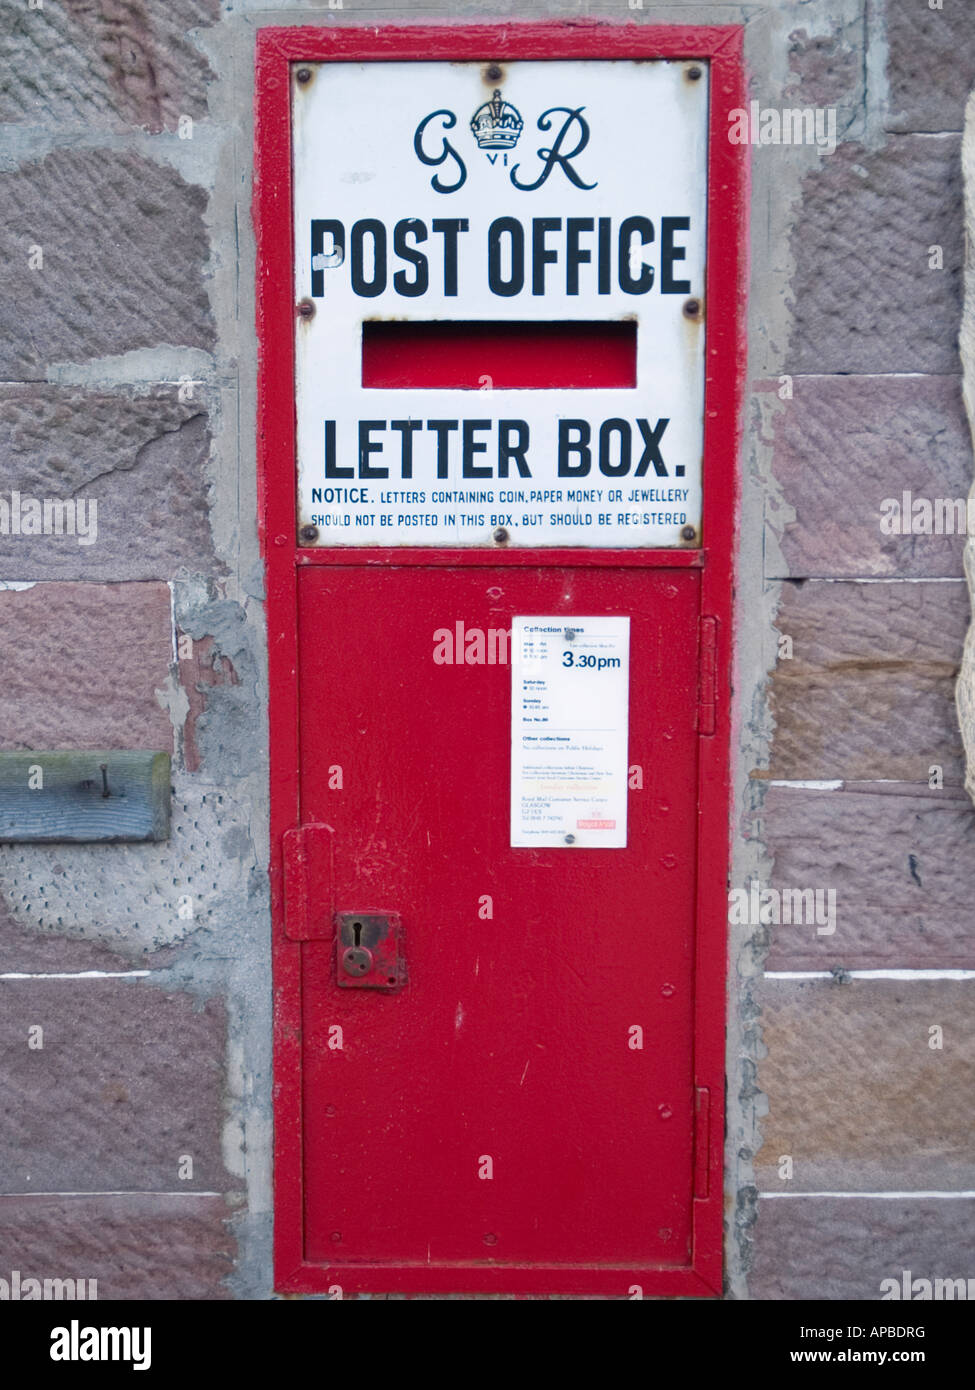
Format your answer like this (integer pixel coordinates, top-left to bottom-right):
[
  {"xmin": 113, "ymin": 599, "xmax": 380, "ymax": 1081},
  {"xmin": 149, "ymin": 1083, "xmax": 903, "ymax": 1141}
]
[{"xmin": 257, "ymin": 22, "xmax": 744, "ymax": 1297}]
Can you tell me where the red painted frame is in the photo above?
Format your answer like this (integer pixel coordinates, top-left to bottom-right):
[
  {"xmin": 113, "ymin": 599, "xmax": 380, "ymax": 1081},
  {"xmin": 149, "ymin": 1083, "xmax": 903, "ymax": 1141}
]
[{"xmin": 255, "ymin": 20, "xmax": 746, "ymax": 1297}]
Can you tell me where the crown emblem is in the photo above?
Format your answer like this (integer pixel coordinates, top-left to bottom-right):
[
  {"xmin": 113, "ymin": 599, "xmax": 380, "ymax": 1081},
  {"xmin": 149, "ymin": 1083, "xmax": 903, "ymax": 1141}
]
[{"xmin": 470, "ymin": 90, "xmax": 524, "ymax": 151}]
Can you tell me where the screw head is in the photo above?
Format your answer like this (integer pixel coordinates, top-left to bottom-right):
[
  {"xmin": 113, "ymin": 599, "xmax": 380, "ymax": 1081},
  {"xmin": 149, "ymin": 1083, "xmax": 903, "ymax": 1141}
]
[
  {"xmin": 686, "ymin": 65, "xmax": 703, "ymax": 82},
  {"xmin": 296, "ymin": 67, "xmax": 313, "ymax": 84},
  {"xmin": 297, "ymin": 298, "xmax": 315, "ymax": 319},
  {"xmin": 493, "ymin": 526, "xmax": 509, "ymax": 544},
  {"xmin": 485, "ymin": 64, "xmax": 503, "ymax": 82},
  {"xmin": 564, "ymin": 833, "xmax": 576, "ymax": 845},
  {"xmin": 300, "ymin": 524, "xmax": 319, "ymax": 544},
  {"xmin": 683, "ymin": 297, "xmax": 702, "ymax": 320},
  {"xmin": 681, "ymin": 524, "xmax": 697, "ymax": 543}
]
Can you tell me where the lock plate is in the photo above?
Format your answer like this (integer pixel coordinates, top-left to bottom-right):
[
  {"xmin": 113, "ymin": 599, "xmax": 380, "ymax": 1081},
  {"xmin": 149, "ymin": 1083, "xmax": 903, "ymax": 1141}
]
[{"xmin": 335, "ymin": 911, "xmax": 406, "ymax": 991}]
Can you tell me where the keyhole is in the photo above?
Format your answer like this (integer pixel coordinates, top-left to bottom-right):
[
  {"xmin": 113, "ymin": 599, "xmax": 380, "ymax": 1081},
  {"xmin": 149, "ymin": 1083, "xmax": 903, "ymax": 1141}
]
[{"xmin": 352, "ymin": 921, "xmax": 363, "ymax": 947}]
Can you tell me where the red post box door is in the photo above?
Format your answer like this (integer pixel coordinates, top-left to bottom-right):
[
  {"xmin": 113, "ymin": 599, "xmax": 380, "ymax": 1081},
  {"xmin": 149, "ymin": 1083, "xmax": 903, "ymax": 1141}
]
[
  {"xmin": 294, "ymin": 562, "xmax": 703, "ymax": 1280},
  {"xmin": 259, "ymin": 21, "xmax": 744, "ymax": 1301}
]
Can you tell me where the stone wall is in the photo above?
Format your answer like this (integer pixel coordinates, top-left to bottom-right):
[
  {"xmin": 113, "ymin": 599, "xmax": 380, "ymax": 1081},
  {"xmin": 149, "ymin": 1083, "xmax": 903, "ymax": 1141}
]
[{"xmin": 741, "ymin": 0, "xmax": 975, "ymax": 1301}]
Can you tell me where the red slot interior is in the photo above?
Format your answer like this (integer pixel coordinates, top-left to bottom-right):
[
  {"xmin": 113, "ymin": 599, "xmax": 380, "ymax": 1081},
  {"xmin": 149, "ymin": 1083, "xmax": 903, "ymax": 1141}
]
[{"xmin": 361, "ymin": 320, "xmax": 637, "ymax": 389}]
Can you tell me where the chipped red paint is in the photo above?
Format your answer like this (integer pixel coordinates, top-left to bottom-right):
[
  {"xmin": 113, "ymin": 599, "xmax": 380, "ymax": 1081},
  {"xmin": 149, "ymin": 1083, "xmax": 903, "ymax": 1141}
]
[
  {"xmin": 256, "ymin": 21, "xmax": 746, "ymax": 1297},
  {"xmin": 177, "ymin": 635, "xmax": 241, "ymax": 773}
]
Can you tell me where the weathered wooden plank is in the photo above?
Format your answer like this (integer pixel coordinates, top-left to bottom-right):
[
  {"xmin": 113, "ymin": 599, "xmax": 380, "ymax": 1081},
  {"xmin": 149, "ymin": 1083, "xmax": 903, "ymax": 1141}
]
[
  {"xmin": 763, "ymin": 579, "xmax": 968, "ymax": 783},
  {"xmin": 0, "ymin": 751, "xmax": 171, "ymax": 842}
]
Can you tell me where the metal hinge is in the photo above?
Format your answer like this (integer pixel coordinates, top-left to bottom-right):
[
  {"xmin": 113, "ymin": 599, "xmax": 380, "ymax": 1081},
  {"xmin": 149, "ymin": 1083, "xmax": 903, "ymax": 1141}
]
[
  {"xmin": 694, "ymin": 1086, "xmax": 711, "ymax": 1199},
  {"xmin": 282, "ymin": 823, "xmax": 334, "ymax": 940},
  {"xmin": 698, "ymin": 616, "xmax": 717, "ymax": 736}
]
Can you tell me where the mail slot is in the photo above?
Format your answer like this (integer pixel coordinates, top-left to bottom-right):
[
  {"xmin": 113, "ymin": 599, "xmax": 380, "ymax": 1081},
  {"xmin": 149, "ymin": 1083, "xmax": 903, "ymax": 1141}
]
[{"xmin": 257, "ymin": 21, "xmax": 744, "ymax": 1297}]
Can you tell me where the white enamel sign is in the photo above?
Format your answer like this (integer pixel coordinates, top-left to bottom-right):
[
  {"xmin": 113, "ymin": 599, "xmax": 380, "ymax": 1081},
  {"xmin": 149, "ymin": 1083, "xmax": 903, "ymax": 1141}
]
[
  {"xmin": 293, "ymin": 60, "xmax": 708, "ymax": 546},
  {"xmin": 510, "ymin": 616, "xmax": 630, "ymax": 848}
]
